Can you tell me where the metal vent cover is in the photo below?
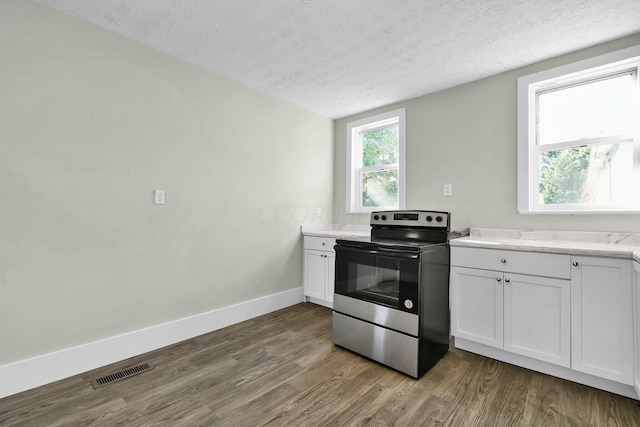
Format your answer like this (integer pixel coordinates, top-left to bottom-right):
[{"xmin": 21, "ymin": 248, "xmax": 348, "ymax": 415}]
[{"xmin": 91, "ymin": 363, "xmax": 153, "ymax": 389}]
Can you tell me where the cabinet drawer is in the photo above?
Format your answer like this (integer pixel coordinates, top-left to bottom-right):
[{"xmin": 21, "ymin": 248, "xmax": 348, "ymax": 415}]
[
  {"xmin": 451, "ymin": 246, "xmax": 570, "ymax": 279},
  {"xmin": 304, "ymin": 236, "xmax": 336, "ymax": 252}
]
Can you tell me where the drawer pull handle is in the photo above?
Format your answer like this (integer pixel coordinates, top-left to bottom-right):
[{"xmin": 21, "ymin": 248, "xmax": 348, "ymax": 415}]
[
  {"xmin": 504, "ymin": 278, "xmax": 510, "ymax": 283},
  {"xmin": 572, "ymin": 261, "xmax": 579, "ymax": 267},
  {"xmin": 496, "ymin": 277, "xmax": 502, "ymax": 282},
  {"xmin": 500, "ymin": 258, "xmax": 506, "ymax": 263},
  {"xmin": 322, "ymin": 242, "xmax": 326, "ymax": 245}
]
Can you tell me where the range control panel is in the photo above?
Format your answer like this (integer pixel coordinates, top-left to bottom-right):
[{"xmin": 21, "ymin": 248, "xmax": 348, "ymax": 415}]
[{"xmin": 370, "ymin": 210, "xmax": 450, "ymax": 229}]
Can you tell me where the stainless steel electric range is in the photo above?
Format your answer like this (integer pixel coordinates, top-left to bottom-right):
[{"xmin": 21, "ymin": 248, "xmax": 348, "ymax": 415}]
[{"xmin": 332, "ymin": 210, "xmax": 452, "ymax": 378}]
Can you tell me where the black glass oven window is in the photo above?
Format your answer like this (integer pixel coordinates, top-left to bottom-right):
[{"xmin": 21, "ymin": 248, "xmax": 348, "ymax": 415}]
[
  {"xmin": 350, "ymin": 263, "xmax": 400, "ymax": 306},
  {"xmin": 334, "ymin": 247, "xmax": 420, "ymax": 313}
]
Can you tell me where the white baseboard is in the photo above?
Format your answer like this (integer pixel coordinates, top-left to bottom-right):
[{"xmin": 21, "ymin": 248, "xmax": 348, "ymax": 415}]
[{"xmin": 0, "ymin": 287, "xmax": 304, "ymax": 399}]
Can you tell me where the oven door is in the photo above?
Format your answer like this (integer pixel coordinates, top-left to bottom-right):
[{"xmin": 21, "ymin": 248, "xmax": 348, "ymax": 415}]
[{"xmin": 334, "ymin": 244, "xmax": 420, "ymax": 315}]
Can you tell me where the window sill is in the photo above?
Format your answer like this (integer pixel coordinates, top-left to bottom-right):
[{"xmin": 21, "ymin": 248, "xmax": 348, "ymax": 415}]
[{"xmin": 519, "ymin": 209, "xmax": 640, "ymax": 215}]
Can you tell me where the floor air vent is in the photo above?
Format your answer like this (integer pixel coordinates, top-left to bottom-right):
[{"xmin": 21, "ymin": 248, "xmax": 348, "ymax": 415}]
[{"xmin": 91, "ymin": 363, "xmax": 153, "ymax": 389}]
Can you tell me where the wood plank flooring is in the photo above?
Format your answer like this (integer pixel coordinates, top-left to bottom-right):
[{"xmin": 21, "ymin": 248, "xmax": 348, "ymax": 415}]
[{"xmin": 1, "ymin": 303, "xmax": 639, "ymax": 426}]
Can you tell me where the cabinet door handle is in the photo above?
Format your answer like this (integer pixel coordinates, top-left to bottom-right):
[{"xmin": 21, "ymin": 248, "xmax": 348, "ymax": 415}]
[
  {"xmin": 572, "ymin": 261, "xmax": 579, "ymax": 267},
  {"xmin": 504, "ymin": 278, "xmax": 510, "ymax": 283},
  {"xmin": 500, "ymin": 259, "xmax": 506, "ymax": 264},
  {"xmin": 496, "ymin": 277, "xmax": 502, "ymax": 282}
]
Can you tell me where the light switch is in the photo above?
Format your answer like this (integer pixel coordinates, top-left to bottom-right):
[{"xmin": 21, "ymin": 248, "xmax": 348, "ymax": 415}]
[{"xmin": 154, "ymin": 190, "xmax": 165, "ymax": 205}]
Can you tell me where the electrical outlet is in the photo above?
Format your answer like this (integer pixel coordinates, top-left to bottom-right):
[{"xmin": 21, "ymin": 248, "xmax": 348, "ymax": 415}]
[
  {"xmin": 315, "ymin": 206, "xmax": 322, "ymax": 217},
  {"xmin": 443, "ymin": 184, "xmax": 452, "ymax": 197},
  {"xmin": 154, "ymin": 190, "xmax": 165, "ymax": 205}
]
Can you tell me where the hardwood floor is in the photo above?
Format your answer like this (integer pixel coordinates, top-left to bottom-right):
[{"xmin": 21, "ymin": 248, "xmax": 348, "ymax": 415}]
[{"xmin": 1, "ymin": 303, "xmax": 639, "ymax": 426}]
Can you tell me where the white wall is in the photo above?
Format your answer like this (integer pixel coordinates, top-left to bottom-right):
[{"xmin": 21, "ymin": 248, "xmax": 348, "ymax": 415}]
[
  {"xmin": 333, "ymin": 33, "xmax": 640, "ymax": 232},
  {"xmin": 0, "ymin": 1, "xmax": 333, "ymax": 366}
]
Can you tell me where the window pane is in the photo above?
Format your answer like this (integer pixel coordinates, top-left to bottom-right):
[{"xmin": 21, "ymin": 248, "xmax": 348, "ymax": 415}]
[
  {"xmin": 538, "ymin": 143, "xmax": 634, "ymax": 205},
  {"xmin": 361, "ymin": 125, "xmax": 399, "ymax": 167},
  {"xmin": 362, "ymin": 169, "xmax": 398, "ymax": 207},
  {"xmin": 538, "ymin": 73, "xmax": 634, "ymax": 145}
]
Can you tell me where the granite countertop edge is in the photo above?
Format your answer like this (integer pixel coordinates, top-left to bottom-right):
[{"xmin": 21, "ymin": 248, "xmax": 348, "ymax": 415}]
[
  {"xmin": 450, "ymin": 228, "xmax": 640, "ymax": 263},
  {"xmin": 300, "ymin": 224, "xmax": 370, "ymax": 239},
  {"xmin": 300, "ymin": 226, "xmax": 640, "ymax": 262}
]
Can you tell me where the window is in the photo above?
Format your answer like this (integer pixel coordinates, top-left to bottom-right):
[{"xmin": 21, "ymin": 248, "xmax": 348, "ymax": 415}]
[
  {"xmin": 346, "ymin": 109, "xmax": 406, "ymax": 213},
  {"xmin": 517, "ymin": 45, "xmax": 640, "ymax": 213}
]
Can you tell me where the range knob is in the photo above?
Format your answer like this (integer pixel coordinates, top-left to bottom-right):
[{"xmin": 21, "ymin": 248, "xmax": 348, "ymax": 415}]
[
  {"xmin": 381, "ymin": 215, "xmax": 387, "ymax": 220},
  {"xmin": 373, "ymin": 215, "xmax": 379, "ymax": 220},
  {"xmin": 404, "ymin": 299, "xmax": 414, "ymax": 309},
  {"xmin": 426, "ymin": 216, "xmax": 433, "ymax": 222},
  {"xmin": 436, "ymin": 216, "xmax": 443, "ymax": 222}
]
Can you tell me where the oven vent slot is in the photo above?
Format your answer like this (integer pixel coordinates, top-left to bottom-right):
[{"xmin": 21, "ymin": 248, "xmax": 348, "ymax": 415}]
[{"xmin": 91, "ymin": 363, "xmax": 153, "ymax": 389}]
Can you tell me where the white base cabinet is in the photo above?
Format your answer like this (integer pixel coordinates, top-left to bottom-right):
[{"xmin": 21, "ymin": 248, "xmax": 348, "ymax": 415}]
[
  {"xmin": 451, "ymin": 247, "xmax": 570, "ymax": 368},
  {"xmin": 303, "ymin": 236, "xmax": 336, "ymax": 308},
  {"xmin": 451, "ymin": 267, "xmax": 503, "ymax": 349},
  {"xmin": 571, "ymin": 256, "xmax": 633, "ymax": 385},
  {"xmin": 504, "ymin": 273, "xmax": 570, "ymax": 368},
  {"xmin": 451, "ymin": 246, "xmax": 638, "ymax": 399}
]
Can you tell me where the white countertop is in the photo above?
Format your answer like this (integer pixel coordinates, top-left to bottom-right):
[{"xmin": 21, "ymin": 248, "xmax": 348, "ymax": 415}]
[
  {"xmin": 300, "ymin": 224, "xmax": 370, "ymax": 239},
  {"xmin": 450, "ymin": 228, "xmax": 640, "ymax": 262}
]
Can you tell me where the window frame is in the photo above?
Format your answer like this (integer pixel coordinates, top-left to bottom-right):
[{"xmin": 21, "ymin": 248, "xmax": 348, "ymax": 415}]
[
  {"xmin": 346, "ymin": 108, "xmax": 406, "ymax": 214},
  {"xmin": 517, "ymin": 45, "xmax": 640, "ymax": 214}
]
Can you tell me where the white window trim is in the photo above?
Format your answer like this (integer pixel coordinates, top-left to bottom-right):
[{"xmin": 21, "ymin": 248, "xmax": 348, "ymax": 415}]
[
  {"xmin": 346, "ymin": 108, "xmax": 406, "ymax": 214},
  {"xmin": 517, "ymin": 45, "xmax": 640, "ymax": 214}
]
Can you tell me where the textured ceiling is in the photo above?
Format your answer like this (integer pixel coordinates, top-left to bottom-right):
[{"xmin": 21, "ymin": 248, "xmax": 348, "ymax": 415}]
[{"xmin": 35, "ymin": 0, "xmax": 640, "ymax": 119}]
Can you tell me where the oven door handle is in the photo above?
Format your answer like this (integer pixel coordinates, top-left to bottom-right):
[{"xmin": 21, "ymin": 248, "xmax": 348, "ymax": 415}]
[{"xmin": 335, "ymin": 245, "xmax": 420, "ymax": 259}]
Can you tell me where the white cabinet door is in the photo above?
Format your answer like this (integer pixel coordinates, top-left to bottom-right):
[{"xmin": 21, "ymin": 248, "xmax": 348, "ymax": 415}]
[
  {"xmin": 304, "ymin": 250, "xmax": 326, "ymax": 301},
  {"xmin": 633, "ymin": 260, "xmax": 640, "ymax": 398},
  {"xmin": 326, "ymin": 252, "xmax": 336, "ymax": 303},
  {"xmin": 504, "ymin": 273, "xmax": 570, "ymax": 367},
  {"xmin": 571, "ymin": 256, "xmax": 633, "ymax": 385},
  {"xmin": 451, "ymin": 266, "xmax": 504, "ymax": 349}
]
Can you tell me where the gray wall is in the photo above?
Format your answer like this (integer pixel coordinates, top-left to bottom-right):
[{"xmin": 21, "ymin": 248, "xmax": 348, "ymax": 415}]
[
  {"xmin": 0, "ymin": 1, "xmax": 333, "ymax": 365},
  {"xmin": 334, "ymin": 33, "xmax": 640, "ymax": 232}
]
